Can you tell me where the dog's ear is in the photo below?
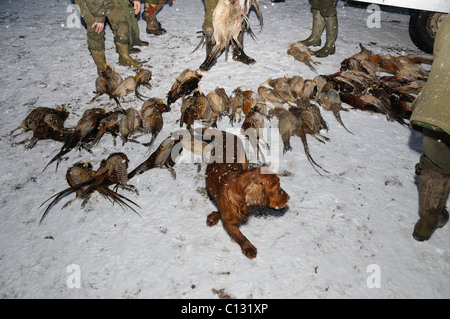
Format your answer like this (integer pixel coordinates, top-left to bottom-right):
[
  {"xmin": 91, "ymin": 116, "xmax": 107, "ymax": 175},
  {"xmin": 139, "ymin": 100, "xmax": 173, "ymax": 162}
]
[{"xmin": 243, "ymin": 173, "xmax": 270, "ymax": 207}]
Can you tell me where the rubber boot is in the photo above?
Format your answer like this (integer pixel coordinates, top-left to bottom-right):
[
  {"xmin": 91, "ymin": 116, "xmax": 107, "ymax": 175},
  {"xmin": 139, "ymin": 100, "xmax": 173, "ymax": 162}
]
[
  {"xmin": 232, "ymin": 29, "xmax": 256, "ymax": 65},
  {"xmin": 315, "ymin": 15, "xmax": 338, "ymax": 58},
  {"xmin": 91, "ymin": 50, "xmax": 107, "ymax": 75},
  {"xmin": 199, "ymin": 27, "xmax": 217, "ymax": 71},
  {"xmin": 413, "ymin": 162, "xmax": 450, "ymax": 241},
  {"xmin": 300, "ymin": 9, "xmax": 325, "ymax": 47},
  {"xmin": 116, "ymin": 42, "xmax": 143, "ymax": 68},
  {"xmin": 143, "ymin": 4, "xmax": 166, "ymax": 35}
]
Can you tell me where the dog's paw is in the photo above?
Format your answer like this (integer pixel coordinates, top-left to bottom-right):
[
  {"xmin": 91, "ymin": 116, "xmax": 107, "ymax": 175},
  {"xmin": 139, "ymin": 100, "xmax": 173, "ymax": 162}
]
[
  {"xmin": 206, "ymin": 211, "xmax": 220, "ymax": 227},
  {"xmin": 241, "ymin": 241, "xmax": 257, "ymax": 259}
]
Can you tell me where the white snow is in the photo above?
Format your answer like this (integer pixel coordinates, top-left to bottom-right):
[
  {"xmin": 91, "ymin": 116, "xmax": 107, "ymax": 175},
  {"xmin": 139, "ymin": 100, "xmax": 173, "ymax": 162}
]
[{"xmin": 0, "ymin": 0, "xmax": 449, "ymax": 299}]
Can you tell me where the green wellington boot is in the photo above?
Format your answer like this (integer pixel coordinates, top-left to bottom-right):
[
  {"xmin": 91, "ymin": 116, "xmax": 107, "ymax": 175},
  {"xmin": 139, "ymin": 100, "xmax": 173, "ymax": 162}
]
[
  {"xmin": 300, "ymin": 9, "xmax": 325, "ymax": 47},
  {"xmin": 116, "ymin": 42, "xmax": 143, "ymax": 68},
  {"xmin": 315, "ymin": 15, "xmax": 338, "ymax": 58},
  {"xmin": 91, "ymin": 50, "xmax": 107, "ymax": 75}
]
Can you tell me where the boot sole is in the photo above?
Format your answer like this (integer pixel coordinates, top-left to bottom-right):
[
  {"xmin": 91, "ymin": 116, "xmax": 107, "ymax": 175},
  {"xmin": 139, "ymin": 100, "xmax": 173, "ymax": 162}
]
[{"xmin": 146, "ymin": 29, "xmax": 166, "ymax": 35}]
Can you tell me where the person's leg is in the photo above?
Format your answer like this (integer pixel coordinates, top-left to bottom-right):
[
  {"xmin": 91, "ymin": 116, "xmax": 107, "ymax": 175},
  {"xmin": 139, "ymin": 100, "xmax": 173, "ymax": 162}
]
[
  {"xmin": 143, "ymin": 0, "xmax": 166, "ymax": 35},
  {"xmin": 199, "ymin": 0, "xmax": 219, "ymax": 71},
  {"xmin": 413, "ymin": 128, "xmax": 450, "ymax": 241},
  {"xmin": 314, "ymin": 0, "xmax": 338, "ymax": 58},
  {"xmin": 300, "ymin": 0, "xmax": 325, "ymax": 47},
  {"xmin": 107, "ymin": 4, "xmax": 142, "ymax": 68}
]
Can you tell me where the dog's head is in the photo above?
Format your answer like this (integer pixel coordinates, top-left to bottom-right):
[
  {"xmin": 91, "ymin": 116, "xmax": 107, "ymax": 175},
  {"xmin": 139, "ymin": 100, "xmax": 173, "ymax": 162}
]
[{"xmin": 242, "ymin": 168, "xmax": 290, "ymax": 209}]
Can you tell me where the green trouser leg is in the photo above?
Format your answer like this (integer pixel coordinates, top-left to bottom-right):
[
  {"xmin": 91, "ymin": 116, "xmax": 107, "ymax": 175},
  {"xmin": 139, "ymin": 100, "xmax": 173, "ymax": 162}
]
[
  {"xmin": 300, "ymin": 9, "xmax": 325, "ymax": 47},
  {"xmin": 315, "ymin": 15, "xmax": 338, "ymax": 58},
  {"xmin": 199, "ymin": 0, "xmax": 219, "ymax": 71},
  {"xmin": 421, "ymin": 128, "xmax": 450, "ymax": 175},
  {"xmin": 203, "ymin": 0, "xmax": 219, "ymax": 29},
  {"xmin": 118, "ymin": 0, "xmax": 141, "ymax": 50}
]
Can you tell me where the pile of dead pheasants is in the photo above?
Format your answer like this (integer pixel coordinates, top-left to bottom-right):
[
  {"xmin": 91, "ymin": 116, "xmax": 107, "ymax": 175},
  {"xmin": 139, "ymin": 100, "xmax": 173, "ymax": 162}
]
[{"xmin": 10, "ymin": 43, "xmax": 432, "ymax": 223}]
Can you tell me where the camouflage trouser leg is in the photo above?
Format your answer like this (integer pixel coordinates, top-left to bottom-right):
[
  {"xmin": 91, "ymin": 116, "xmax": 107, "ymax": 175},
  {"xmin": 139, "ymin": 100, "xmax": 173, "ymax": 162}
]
[
  {"xmin": 84, "ymin": 2, "xmax": 130, "ymax": 51},
  {"xmin": 310, "ymin": 0, "xmax": 337, "ymax": 17},
  {"xmin": 105, "ymin": 4, "xmax": 130, "ymax": 46},
  {"xmin": 421, "ymin": 128, "xmax": 450, "ymax": 175},
  {"xmin": 118, "ymin": 0, "xmax": 141, "ymax": 49},
  {"xmin": 203, "ymin": 0, "xmax": 219, "ymax": 29},
  {"xmin": 144, "ymin": 0, "xmax": 165, "ymax": 8},
  {"xmin": 82, "ymin": 9, "xmax": 107, "ymax": 51}
]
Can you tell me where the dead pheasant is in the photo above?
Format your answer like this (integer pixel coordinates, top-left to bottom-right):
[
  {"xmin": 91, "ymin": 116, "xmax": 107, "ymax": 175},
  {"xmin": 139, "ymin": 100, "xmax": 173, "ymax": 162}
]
[
  {"xmin": 44, "ymin": 108, "xmax": 109, "ymax": 172},
  {"xmin": 140, "ymin": 97, "xmax": 171, "ymax": 149},
  {"xmin": 206, "ymin": 87, "xmax": 231, "ymax": 127},
  {"xmin": 91, "ymin": 65, "xmax": 123, "ymax": 109},
  {"xmin": 203, "ymin": 0, "xmax": 260, "ymax": 70},
  {"xmin": 40, "ymin": 153, "xmax": 140, "ymax": 223},
  {"xmin": 180, "ymin": 90, "xmax": 212, "ymax": 131},
  {"xmin": 85, "ymin": 110, "xmax": 125, "ymax": 150},
  {"xmin": 128, "ymin": 134, "xmax": 183, "ymax": 180},
  {"xmin": 268, "ymin": 106, "xmax": 298, "ymax": 154},
  {"xmin": 240, "ymin": 103, "xmax": 269, "ymax": 163},
  {"xmin": 11, "ymin": 106, "xmax": 71, "ymax": 149},
  {"xmin": 113, "ymin": 68, "xmax": 152, "ymax": 101},
  {"xmin": 316, "ymin": 81, "xmax": 353, "ymax": 134},
  {"xmin": 61, "ymin": 161, "xmax": 96, "ymax": 209},
  {"xmin": 287, "ymin": 42, "xmax": 320, "ymax": 73},
  {"xmin": 289, "ymin": 99, "xmax": 330, "ymax": 175},
  {"xmin": 167, "ymin": 68, "xmax": 203, "ymax": 107}
]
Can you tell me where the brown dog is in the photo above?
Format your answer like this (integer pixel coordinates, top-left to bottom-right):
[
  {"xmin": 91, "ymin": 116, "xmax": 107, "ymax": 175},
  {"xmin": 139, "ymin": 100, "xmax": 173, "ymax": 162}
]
[{"xmin": 203, "ymin": 129, "xmax": 290, "ymax": 259}]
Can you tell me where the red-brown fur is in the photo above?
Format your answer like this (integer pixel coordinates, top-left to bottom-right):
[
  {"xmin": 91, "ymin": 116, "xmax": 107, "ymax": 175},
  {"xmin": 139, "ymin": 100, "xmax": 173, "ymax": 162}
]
[{"xmin": 204, "ymin": 129, "xmax": 290, "ymax": 259}]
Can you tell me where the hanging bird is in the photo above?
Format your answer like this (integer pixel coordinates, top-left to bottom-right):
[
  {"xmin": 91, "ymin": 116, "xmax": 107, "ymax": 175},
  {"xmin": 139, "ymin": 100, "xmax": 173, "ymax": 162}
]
[
  {"xmin": 167, "ymin": 68, "xmax": 203, "ymax": 107},
  {"xmin": 40, "ymin": 153, "xmax": 140, "ymax": 223},
  {"xmin": 202, "ymin": 0, "xmax": 260, "ymax": 70}
]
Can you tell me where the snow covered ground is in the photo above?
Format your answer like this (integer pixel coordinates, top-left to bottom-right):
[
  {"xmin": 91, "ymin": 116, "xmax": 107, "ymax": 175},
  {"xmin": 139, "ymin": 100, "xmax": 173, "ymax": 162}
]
[{"xmin": 0, "ymin": 0, "xmax": 448, "ymax": 299}]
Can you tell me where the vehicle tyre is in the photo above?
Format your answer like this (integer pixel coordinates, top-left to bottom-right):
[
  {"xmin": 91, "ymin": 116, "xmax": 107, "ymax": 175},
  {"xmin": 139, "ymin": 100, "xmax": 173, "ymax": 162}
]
[{"xmin": 409, "ymin": 10, "xmax": 447, "ymax": 54}]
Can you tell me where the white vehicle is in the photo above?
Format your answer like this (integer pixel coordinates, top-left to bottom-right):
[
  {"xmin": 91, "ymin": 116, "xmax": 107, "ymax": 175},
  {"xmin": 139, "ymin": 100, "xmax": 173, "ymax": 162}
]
[{"xmin": 350, "ymin": 0, "xmax": 449, "ymax": 53}]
